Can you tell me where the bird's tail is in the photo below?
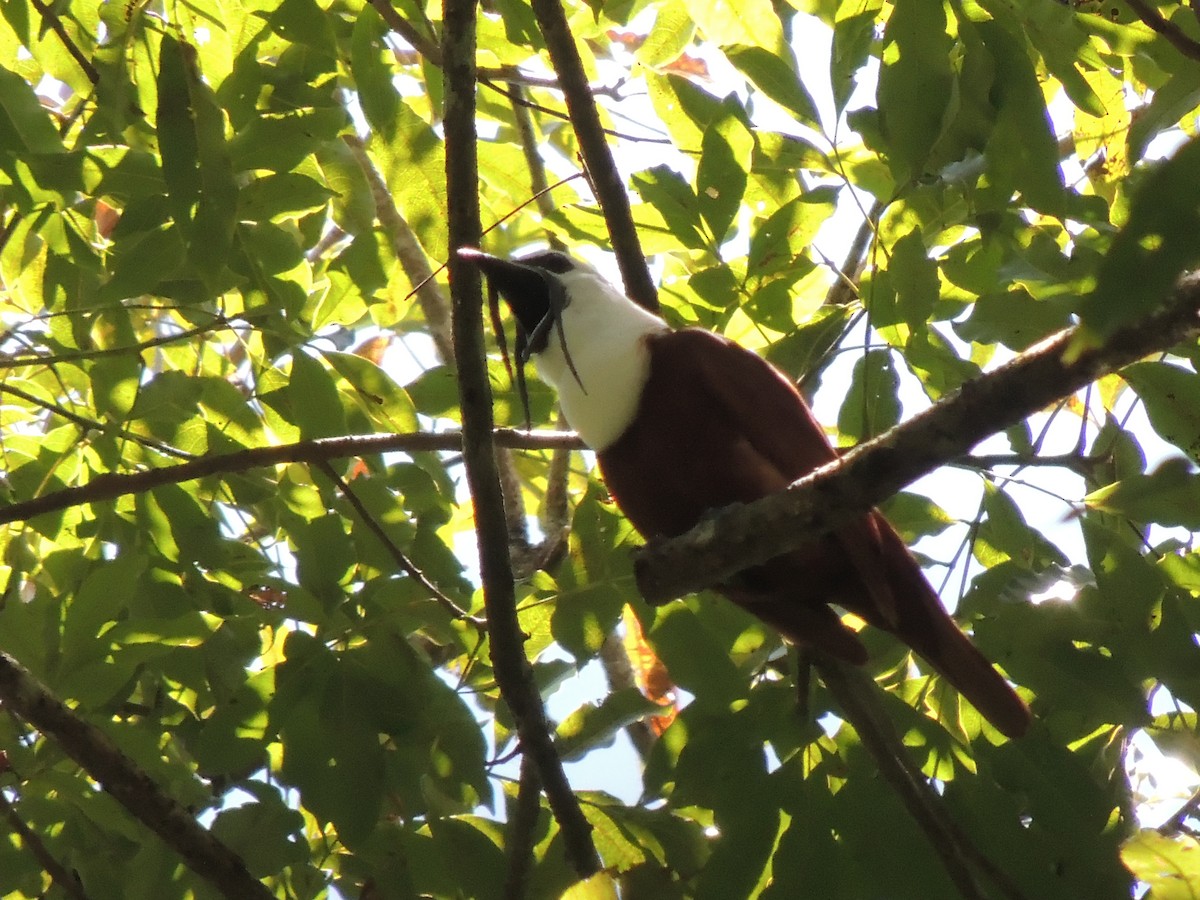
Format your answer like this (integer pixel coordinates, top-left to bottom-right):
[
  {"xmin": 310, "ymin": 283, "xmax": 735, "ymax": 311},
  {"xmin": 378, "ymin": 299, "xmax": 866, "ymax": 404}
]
[{"xmin": 866, "ymin": 514, "xmax": 1031, "ymax": 739}]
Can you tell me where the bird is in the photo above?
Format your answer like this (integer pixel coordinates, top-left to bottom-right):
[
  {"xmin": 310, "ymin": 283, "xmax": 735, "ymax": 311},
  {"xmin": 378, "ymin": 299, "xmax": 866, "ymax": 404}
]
[{"xmin": 458, "ymin": 246, "xmax": 1031, "ymax": 739}]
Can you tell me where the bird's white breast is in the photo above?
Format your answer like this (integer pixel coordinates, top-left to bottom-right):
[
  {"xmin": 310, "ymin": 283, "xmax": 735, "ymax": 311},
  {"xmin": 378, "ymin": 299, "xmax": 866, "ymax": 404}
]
[{"xmin": 534, "ymin": 271, "xmax": 669, "ymax": 451}]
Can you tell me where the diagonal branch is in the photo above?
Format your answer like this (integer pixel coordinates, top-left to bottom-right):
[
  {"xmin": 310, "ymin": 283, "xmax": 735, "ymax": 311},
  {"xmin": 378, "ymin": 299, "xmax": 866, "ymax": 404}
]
[
  {"xmin": 442, "ymin": 0, "xmax": 601, "ymax": 880},
  {"xmin": 527, "ymin": 0, "xmax": 658, "ymax": 311},
  {"xmin": 634, "ymin": 271, "xmax": 1200, "ymax": 602},
  {"xmin": 315, "ymin": 461, "xmax": 482, "ymax": 626},
  {"xmin": 1123, "ymin": 0, "xmax": 1200, "ymax": 62},
  {"xmin": 0, "ymin": 789, "xmax": 92, "ymax": 900},
  {"xmin": 0, "ymin": 653, "xmax": 273, "ymax": 900},
  {"xmin": 0, "ymin": 429, "xmax": 583, "ymax": 528},
  {"xmin": 816, "ymin": 654, "xmax": 1028, "ymax": 900}
]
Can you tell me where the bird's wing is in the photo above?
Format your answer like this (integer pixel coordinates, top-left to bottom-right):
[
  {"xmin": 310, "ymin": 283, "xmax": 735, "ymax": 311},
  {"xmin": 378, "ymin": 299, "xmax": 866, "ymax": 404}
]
[{"xmin": 666, "ymin": 328, "xmax": 900, "ymax": 626}]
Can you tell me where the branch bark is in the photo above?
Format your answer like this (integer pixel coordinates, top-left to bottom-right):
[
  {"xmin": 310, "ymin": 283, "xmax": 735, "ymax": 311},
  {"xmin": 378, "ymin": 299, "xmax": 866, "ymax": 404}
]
[
  {"xmin": 816, "ymin": 654, "xmax": 1029, "ymax": 900},
  {"xmin": 635, "ymin": 271, "xmax": 1200, "ymax": 602},
  {"xmin": 0, "ymin": 429, "xmax": 582, "ymax": 527},
  {"xmin": 442, "ymin": 0, "xmax": 600, "ymax": 879},
  {"xmin": 527, "ymin": 0, "xmax": 658, "ymax": 311},
  {"xmin": 0, "ymin": 790, "xmax": 92, "ymax": 900},
  {"xmin": 0, "ymin": 654, "xmax": 272, "ymax": 900},
  {"xmin": 1123, "ymin": 0, "xmax": 1200, "ymax": 62}
]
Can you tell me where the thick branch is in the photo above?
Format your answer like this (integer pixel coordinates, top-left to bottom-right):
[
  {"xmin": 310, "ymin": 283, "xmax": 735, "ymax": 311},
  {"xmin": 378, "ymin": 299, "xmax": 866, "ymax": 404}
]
[
  {"xmin": 0, "ymin": 429, "xmax": 583, "ymax": 527},
  {"xmin": 502, "ymin": 758, "xmax": 542, "ymax": 900},
  {"xmin": 635, "ymin": 272, "xmax": 1200, "ymax": 602},
  {"xmin": 442, "ymin": 0, "xmax": 600, "ymax": 879},
  {"xmin": 527, "ymin": 0, "xmax": 658, "ymax": 311},
  {"xmin": 0, "ymin": 653, "xmax": 272, "ymax": 900}
]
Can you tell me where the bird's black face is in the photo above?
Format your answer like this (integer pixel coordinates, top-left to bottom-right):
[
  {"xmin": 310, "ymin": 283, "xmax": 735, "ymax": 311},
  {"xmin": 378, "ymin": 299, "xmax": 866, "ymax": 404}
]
[
  {"xmin": 456, "ymin": 247, "xmax": 589, "ymax": 428},
  {"xmin": 457, "ymin": 248, "xmax": 577, "ymax": 352}
]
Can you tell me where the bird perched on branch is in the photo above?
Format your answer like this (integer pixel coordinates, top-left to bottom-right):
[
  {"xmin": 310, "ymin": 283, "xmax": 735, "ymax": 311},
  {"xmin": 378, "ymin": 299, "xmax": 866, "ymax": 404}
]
[{"xmin": 458, "ymin": 247, "xmax": 1031, "ymax": 739}]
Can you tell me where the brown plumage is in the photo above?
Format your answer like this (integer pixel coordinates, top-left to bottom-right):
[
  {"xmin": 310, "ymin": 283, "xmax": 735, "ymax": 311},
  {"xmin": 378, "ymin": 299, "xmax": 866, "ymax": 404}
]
[{"xmin": 598, "ymin": 329, "xmax": 1031, "ymax": 738}]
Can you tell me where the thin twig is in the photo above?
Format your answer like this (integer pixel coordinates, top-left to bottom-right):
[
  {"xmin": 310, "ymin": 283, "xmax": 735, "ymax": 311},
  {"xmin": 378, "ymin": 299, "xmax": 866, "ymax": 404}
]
[
  {"xmin": 367, "ymin": 0, "xmax": 442, "ymax": 64},
  {"xmin": 484, "ymin": 78, "xmax": 674, "ymax": 145},
  {"xmin": 442, "ymin": 0, "xmax": 600, "ymax": 877},
  {"xmin": 1124, "ymin": 0, "xmax": 1200, "ymax": 62},
  {"xmin": 0, "ymin": 790, "xmax": 92, "ymax": 900},
  {"xmin": 1158, "ymin": 785, "xmax": 1200, "ymax": 836},
  {"xmin": 316, "ymin": 461, "xmax": 483, "ymax": 625},
  {"xmin": 0, "ymin": 382, "xmax": 195, "ymax": 461},
  {"xmin": 28, "ymin": 0, "xmax": 100, "ymax": 85},
  {"xmin": 0, "ymin": 314, "xmax": 245, "ymax": 370}
]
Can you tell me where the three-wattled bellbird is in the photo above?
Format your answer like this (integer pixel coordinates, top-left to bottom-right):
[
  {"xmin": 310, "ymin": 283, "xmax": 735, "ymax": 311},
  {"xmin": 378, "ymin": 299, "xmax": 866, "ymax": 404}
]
[{"xmin": 459, "ymin": 247, "xmax": 1031, "ymax": 739}]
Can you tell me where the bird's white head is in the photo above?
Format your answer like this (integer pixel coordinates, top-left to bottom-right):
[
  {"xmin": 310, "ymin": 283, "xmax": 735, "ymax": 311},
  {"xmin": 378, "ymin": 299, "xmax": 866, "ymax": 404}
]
[{"xmin": 457, "ymin": 248, "xmax": 668, "ymax": 450}]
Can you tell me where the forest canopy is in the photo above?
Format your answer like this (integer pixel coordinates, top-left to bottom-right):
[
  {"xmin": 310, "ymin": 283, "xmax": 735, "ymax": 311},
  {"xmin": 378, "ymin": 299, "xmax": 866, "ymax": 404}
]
[{"xmin": 1, "ymin": 0, "xmax": 1200, "ymax": 897}]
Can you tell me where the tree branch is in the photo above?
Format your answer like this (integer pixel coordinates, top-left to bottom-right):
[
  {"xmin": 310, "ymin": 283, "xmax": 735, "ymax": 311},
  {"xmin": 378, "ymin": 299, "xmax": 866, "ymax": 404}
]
[
  {"xmin": 0, "ymin": 789, "xmax": 92, "ymax": 900},
  {"xmin": 0, "ymin": 429, "xmax": 583, "ymax": 527},
  {"xmin": 442, "ymin": 0, "xmax": 600, "ymax": 879},
  {"xmin": 527, "ymin": 0, "xmax": 658, "ymax": 311},
  {"xmin": 502, "ymin": 757, "xmax": 542, "ymax": 900},
  {"xmin": 816, "ymin": 654, "xmax": 1028, "ymax": 900},
  {"xmin": 0, "ymin": 653, "xmax": 272, "ymax": 900},
  {"xmin": 28, "ymin": 0, "xmax": 100, "ymax": 86},
  {"xmin": 343, "ymin": 134, "xmax": 456, "ymax": 365},
  {"xmin": 635, "ymin": 272, "xmax": 1200, "ymax": 602},
  {"xmin": 1123, "ymin": 0, "xmax": 1200, "ymax": 62},
  {"xmin": 315, "ymin": 461, "xmax": 482, "ymax": 625}
]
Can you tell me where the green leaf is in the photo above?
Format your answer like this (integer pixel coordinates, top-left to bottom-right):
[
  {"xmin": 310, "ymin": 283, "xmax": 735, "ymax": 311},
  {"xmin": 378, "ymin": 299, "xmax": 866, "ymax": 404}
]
[
  {"xmin": 632, "ymin": 165, "xmax": 706, "ymax": 250},
  {"xmin": 832, "ymin": 2, "xmax": 883, "ymax": 114},
  {"xmin": 877, "ymin": 0, "xmax": 953, "ymax": 181},
  {"xmin": 697, "ymin": 99, "xmax": 753, "ymax": 245},
  {"xmin": 688, "ymin": 0, "xmax": 784, "ymax": 53},
  {"xmin": 955, "ymin": 287, "xmax": 1073, "ymax": 350},
  {"xmin": 561, "ymin": 872, "xmax": 621, "ymax": 899},
  {"xmin": 1121, "ymin": 831, "xmax": 1200, "ymax": 900},
  {"xmin": 289, "ymin": 350, "xmax": 347, "ymax": 441},
  {"xmin": 978, "ymin": 20, "xmax": 1066, "ymax": 214},
  {"xmin": 838, "ymin": 349, "xmax": 901, "ymax": 443},
  {"xmin": 237, "ymin": 172, "xmax": 333, "ymax": 223},
  {"xmin": 1086, "ymin": 458, "xmax": 1200, "ymax": 528},
  {"xmin": 315, "ymin": 138, "xmax": 377, "ymax": 235},
  {"xmin": 155, "ymin": 34, "xmax": 236, "ymax": 287},
  {"xmin": 371, "ymin": 100, "xmax": 449, "ymax": 262},
  {"xmin": 0, "ymin": 64, "xmax": 64, "ymax": 155},
  {"xmin": 1077, "ymin": 136, "xmax": 1200, "ymax": 340},
  {"xmin": 211, "ymin": 797, "xmax": 307, "ymax": 878},
  {"xmin": 975, "ymin": 482, "xmax": 1069, "ymax": 571},
  {"xmin": 1122, "ymin": 361, "xmax": 1200, "ymax": 464},
  {"xmin": 229, "ymin": 108, "xmax": 349, "ymax": 173},
  {"xmin": 888, "ymin": 228, "xmax": 938, "ymax": 328},
  {"xmin": 555, "ymin": 688, "xmax": 664, "ymax": 761},
  {"xmin": 725, "ymin": 46, "xmax": 819, "ymax": 127},
  {"xmin": 323, "ymin": 349, "xmax": 419, "ymax": 433},
  {"xmin": 637, "ymin": 0, "xmax": 695, "ymax": 68},
  {"xmin": 273, "ymin": 634, "xmax": 384, "ymax": 848},
  {"xmin": 1128, "ymin": 68, "xmax": 1200, "ymax": 163}
]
